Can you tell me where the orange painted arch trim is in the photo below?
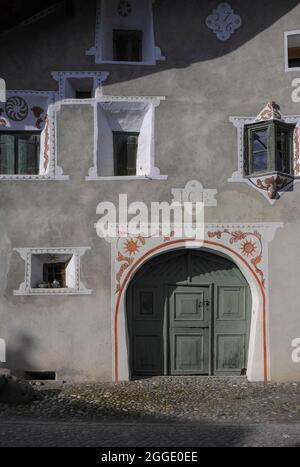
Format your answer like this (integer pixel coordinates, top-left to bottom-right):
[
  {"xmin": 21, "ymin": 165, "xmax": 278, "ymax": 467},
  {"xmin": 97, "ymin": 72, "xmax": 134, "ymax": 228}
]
[{"xmin": 114, "ymin": 239, "xmax": 267, "ymax": 383}]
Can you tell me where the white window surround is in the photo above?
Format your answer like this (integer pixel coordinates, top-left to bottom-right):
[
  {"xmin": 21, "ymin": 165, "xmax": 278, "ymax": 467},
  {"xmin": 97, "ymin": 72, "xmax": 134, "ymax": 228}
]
[
  {"xmin": 86, "ymin": 95, "xmax": 168, "ymax": 181},
  {"xmin": 229, "ymin": 102, "xmax": 300, "ymax": 204},
  {"xmin": 51, "ymin": 71, "xmax": 110, "ymax": 100},
  {"xmin": 86, "ymin": 0, "xmax": 165, "ymax": 65},
  {"xmin": 284, "ymin": 30, "xmax": 300, "ymax": 72},
  {"xmin": 0, "ymin": 90, "xmax": 69, "ymax": 181},
  {"xmin": 13, "ymin": 247, "xmax": 92, "ymax": 296}
]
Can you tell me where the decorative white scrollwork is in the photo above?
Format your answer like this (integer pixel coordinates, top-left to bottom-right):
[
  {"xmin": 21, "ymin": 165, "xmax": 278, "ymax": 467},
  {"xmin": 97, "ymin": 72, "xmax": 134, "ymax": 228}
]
[
  {"xmin": 117, "ymin": 1, "xmax": 132, "ymax": 17},
  {"xmin": 5, "ymin": 96, "xmax": 28, "ymax": 121},
  {"xmin": 206, "ymin": 2, "xmax": 242, "ymax": 41}
]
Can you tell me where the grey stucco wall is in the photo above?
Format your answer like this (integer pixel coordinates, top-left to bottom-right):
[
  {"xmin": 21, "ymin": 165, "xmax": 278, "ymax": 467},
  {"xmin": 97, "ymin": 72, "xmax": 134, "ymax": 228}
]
[{"xmin": 0, "ymin": 0, "xmax": 300, "ymax": 381}]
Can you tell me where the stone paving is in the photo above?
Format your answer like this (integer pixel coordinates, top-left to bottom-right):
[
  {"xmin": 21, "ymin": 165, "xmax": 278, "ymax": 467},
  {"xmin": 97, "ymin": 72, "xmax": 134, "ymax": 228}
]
[
  {"xmin": 1, "ymin": 420, "xmax": 300, "ymax": 447},
  {"xmin": 1, "ymin": 376, "xmax": 300, "ymax": 425}
]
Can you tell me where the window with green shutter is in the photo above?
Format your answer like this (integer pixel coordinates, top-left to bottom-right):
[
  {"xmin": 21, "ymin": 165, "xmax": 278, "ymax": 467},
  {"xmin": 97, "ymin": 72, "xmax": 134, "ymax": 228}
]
[
  {"xmin": 244, "ymin": 121, "xmax": 295, "ymax": 177},
  {"xmin": 0, "ymin": 132, "xmax": 40, "ymax": 175},
  {"xmin": 113, "ymin": 132, "xmax": 139, "ymax": 176}
]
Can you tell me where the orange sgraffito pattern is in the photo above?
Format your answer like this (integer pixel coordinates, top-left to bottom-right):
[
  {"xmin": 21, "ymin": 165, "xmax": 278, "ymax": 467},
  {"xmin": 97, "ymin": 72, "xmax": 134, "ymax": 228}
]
[
  {"xmin": 115, "ymin": 234, "xmax": 146, "ymax": 293},
  {"xmin": 208, "ymin": 229, "xmax": 265, "ymax": 288},
  {"xmin": 43, "ymin": 116, "xmax": 50, "ymax": 171},
  {"xmin": 294, "ymin": 126, "xmax": 300, "ymax": 175}
]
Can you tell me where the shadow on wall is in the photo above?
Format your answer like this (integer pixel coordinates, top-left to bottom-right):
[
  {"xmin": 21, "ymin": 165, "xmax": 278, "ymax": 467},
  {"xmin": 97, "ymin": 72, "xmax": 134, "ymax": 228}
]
[
  {"xmin": 4, "ymin": 333, "xmax": 36, "ymax": 377},
  {"xmin": 0, "ymin": 0, "xmax": 298, "ymax": 87},
  {"xmin": 101, "ymin": 0, "xmax": 300, "ymax": 85}
]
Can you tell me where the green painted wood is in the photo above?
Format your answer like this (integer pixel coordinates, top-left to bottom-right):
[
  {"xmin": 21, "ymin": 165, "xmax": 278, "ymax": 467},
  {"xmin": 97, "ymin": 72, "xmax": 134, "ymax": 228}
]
[
  {"xmin": 169, "ymin": 286, "xmax": 210, "ymax": 375},
  {"xmin": 127, "ymin": 250, "xmax": 251, "ymax": 377}
]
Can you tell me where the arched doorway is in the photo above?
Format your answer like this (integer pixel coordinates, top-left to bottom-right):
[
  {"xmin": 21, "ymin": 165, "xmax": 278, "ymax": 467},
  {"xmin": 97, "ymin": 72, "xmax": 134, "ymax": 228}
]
[{"xmin": 126, "ymin": 249, "xmax": 251, "ymax": 377}]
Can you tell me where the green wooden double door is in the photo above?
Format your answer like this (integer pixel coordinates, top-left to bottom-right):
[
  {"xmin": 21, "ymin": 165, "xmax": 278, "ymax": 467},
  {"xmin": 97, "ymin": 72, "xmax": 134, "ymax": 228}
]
[{"xmin": 127, "ymin": 250, "xmax": 251, "ymax": 377}]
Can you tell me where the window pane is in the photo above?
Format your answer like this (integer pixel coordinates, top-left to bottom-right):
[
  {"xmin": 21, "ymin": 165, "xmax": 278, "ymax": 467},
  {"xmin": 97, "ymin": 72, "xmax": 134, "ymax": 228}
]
[
  {"xmin": 113, "ymin": 132, "xmax": 138, "ymax": 176},
  {"xmin": 276, "ymin": 129, "xmax": 290, "ymax": 173},
  {"xmin": 253, "ymin": 130, "xmax": 268, "ymax": 152},
  {"xmin": 249, "ymin": 128, "xmax": 269, "ymax": 174},
  {"xmin": 17, "ymin": 134, "xmax": 39, "ymax": 175},
  {"xmin": 43, "ymin": 263, "xmax": 66, "ymax": 287},
  {"xmin": 113, "ymin": 30, "xmax": 142, "ymax": 61},
  {"xmin": 0, "ymin": 134, "xmax": 15, "ymax": 174},
  {"xmin": 252, "ymin": 151, "xmax": 268, "ymax": 172},
  {"xmin": 126, "ymin": 135, "xmax": 138, "ymax": 175}
]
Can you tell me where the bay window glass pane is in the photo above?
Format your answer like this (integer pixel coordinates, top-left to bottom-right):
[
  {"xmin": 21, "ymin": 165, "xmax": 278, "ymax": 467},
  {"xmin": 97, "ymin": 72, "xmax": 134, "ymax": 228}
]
[
  {"xmin": 0, "ymin": 134, "xmax": 15, "ymax": 174},
  {"xmin": 251, "ymin": 128, "xmax": 268, "ymax": 173},
  {"xmin": 276, "ymin": 129, "xmax": 290, "ymax": 173},
  {"xmin": 252, "ymin": 151, "xmax": 268, "ymax": 172},
  {"xmin": 253, "ymin": 129, "xmax": 268, "ymax": 152}
]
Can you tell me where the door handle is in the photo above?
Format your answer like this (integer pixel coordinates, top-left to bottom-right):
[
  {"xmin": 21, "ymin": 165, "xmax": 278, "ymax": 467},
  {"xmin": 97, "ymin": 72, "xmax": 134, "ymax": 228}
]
[{"xmin": 197, "ymin": 299, "xmax": 209, "ymax": 308}]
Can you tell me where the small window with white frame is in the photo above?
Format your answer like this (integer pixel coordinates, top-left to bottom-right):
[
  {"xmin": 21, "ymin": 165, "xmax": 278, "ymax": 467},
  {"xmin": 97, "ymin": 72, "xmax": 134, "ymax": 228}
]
[
  {"xmin": 86, "ymin": 0, "xmax": 165, "ymax": 65},
  {"xmin": 13, "ymin": 247, "xmax": 92, "ymax": 296},
  {"xmin": 285, "ymin": 30, "xmax": 300, "ymax": 72},
  {"xmin": 51, "ymin": 71, "xmax": 109, "ymax": 100}
]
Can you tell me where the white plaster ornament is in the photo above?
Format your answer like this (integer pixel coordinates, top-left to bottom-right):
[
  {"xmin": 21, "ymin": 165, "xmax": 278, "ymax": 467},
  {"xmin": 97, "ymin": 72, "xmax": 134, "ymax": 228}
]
[{"xmin": 206, "ymin": 3, "xmax": 242, "ymax": 41}]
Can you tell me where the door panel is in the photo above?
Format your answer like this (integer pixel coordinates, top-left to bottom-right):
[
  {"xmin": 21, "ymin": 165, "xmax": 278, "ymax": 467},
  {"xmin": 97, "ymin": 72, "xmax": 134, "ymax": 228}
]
[
  {"xmin": 131, "ymin": 286, "xmax": 164, "ymax": 376},
  {"xmin": 217, "ymin": 286, "xmax": 245, "ymax": 321},
  {"xmin": 133, "ymin": 335, "xmax": 163, "ymax": 375},
  {"xmin": 170, "ymin": 328, "xmax": 209, "ymax": 374},
  {"xmin": 169, "ymin": 286, "xmax": 211, "ymax": 375},
  {"xmin": 216, "ymin": 334, "xmax": 245, "ymax": 371},
  {"xmin": 214, "ymin": 286, "xmax": 249, "ymax": 375},
  {"xmin": 128, "ymin": 250, "xmax": 251, "ymax": 378}
]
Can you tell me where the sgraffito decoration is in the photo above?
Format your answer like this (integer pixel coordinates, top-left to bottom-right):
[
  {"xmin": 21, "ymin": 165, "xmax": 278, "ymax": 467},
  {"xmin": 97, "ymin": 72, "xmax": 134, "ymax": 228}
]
[
  {"xmin": 5, "ymin": 96, "xmax": 28, "ymax": 121},
  {"xmin": 115, "ymin": 233, "xmax": 174, "ymax": 293},
  {"xmin": 255, "ymin": 101, "xmax": 283, "ymax": 123},
  {"xmin": 117, "ymin": 1, "xmax": 132, "ymax": 17},
  {"xmin": 207, "ymin": 229, "xmax": 264, "ymax": 287},
  {"xmin": 0, "ymin": 91, "xmax": 56, "ymax": 180},
  {"xmin": 206, "ymin": 2, "xmax": 242, "ymax": 41},
  {"xmin": 31, "ymin": 106, "xmax": 46, "ymax": 129},
  {"xmin": 110, "ymin": 222, "xmax": 282, "ymax": 383}
]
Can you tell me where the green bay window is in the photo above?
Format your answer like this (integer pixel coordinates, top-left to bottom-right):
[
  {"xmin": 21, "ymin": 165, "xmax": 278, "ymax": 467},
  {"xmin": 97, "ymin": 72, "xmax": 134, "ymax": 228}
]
[
  {"xmin": 244, "ymin": 121, "xmax": 295, "ymax": 177},
  {"xmin": 113, "ymin": 131, "xmax": 139, "ymax": 176},
  {"xmin": 0, "ymin": 132, "xmax": 40, "ymax": 175}
]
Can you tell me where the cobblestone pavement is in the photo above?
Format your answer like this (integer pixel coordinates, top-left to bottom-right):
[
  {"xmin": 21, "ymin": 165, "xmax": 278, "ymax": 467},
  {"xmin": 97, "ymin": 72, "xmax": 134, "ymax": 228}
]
[
  {"xmin": 1, "ymin": 376, "xmax": 300, "ymax": 425},
  {"xmin": 0, "ymin": 420, "xmax": 300, "ymax": 447}
]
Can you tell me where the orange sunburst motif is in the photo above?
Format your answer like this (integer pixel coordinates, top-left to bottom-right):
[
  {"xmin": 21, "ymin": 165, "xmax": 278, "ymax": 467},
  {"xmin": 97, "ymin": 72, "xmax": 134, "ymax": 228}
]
[
  {"xmin": 124, "ymin": 239, "xmax": 140, "ymax": 255},
  {"xmin": 240, "ymin": 239, "xmax": 257, "ymax": 257}
]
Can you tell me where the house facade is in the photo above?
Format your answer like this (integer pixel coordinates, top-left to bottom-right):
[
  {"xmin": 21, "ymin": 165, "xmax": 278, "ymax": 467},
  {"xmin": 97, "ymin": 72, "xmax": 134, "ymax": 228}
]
[{"xmin": 0, "ymin": 0, "xmax": 300, "ymax": 382}]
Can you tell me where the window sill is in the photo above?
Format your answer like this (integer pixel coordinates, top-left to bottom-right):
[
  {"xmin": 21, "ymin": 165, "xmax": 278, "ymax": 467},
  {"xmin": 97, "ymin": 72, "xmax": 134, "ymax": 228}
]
[
  {"xmin": 13, "ymin": 288, "xmax": 92, "ymax": 296},
  {"xmin": 0, "ymin": 175, "xmax": 69, "ymax": 181},
  {"xmin": 244, "ymin": 170, "xmax": 294, "ymax": 178},
  {"xmin": 85, "ymin": 175, "xmax": 168, "ymax": 181},
  {"xmin": 286, "ymin": 66, "xmax": 300, "ymax": 72},
  {"xmin": 94, "ymin": 60, "xmax": 164, "ymax": 66}
]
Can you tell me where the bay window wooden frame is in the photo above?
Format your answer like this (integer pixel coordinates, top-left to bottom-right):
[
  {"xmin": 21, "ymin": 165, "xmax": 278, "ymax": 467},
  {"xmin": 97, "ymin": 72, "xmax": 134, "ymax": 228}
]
[{"xmin": 244, "ymin": 121, "xmax": 295, "ymax": 177}]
